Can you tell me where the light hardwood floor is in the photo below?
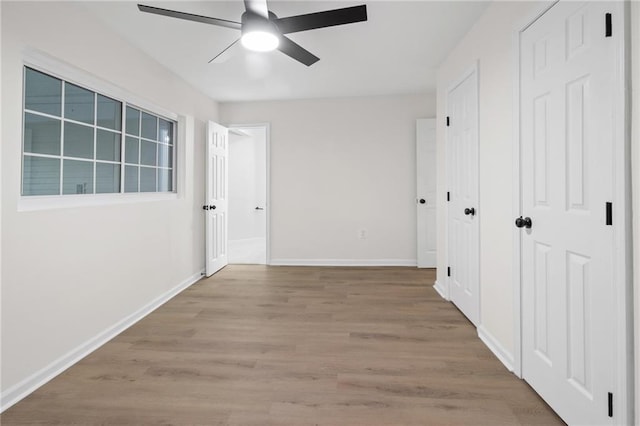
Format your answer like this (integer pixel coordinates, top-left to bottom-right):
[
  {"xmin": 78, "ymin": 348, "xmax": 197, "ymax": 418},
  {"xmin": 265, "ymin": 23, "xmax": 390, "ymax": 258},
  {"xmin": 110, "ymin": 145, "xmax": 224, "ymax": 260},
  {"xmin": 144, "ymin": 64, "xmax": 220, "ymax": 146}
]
[{"xmin": 2, "ymin": 266, "xmax": 564, "ymax": 425}]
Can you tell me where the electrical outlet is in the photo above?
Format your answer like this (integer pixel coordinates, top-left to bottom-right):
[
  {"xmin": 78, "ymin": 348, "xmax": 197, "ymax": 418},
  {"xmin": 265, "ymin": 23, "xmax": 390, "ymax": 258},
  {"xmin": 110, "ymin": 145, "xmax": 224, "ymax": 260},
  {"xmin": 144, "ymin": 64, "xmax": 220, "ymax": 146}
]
[{"xmin": 358, "ymin": 229, "xmax": 367, "ymax": 240}]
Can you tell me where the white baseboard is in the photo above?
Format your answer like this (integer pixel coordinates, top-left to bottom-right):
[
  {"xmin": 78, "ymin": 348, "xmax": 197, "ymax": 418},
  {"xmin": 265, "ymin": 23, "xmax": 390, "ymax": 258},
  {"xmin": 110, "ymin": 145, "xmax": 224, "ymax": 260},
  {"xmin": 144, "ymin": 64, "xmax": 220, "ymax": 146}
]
[
  {"xmin": 269, "ymin": 259, "xmax": 417, "ymax": 267},
  {"xmin": 0, "ymin": 269, "xmax": 205, "ymax": 413},
  {"xmin": 477, "ymin": 325, "xmax": 514, "ymax": 372},
  {"xmin": 433, "ymin": 280, "xmax": 448, "ymax": 300}
]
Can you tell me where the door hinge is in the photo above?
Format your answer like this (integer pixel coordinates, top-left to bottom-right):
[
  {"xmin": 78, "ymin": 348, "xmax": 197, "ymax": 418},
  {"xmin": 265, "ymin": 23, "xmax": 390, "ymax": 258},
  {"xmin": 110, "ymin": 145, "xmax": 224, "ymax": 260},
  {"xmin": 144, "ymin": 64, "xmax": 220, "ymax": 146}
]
[
  {"xmin": 447, "ymin": 191, "xmax": 450, "ymax": 202},
  {"xmin": 606, "ymin": 202, "xmax": 613, "ymax": 226},
  {"xmin": 605, "ymin": 13, "xmax": 612, "ymax": 37},
  {"xmin": 447, "ymin": 267, "xmax": 451, "ymax": 277},
  {"xmin": 608, "ymin": 392, "xmax": 613, "ymax": 417},
  {"xmin": 446, "ymin": 116, "xmax": 450, "ymax": 127}
]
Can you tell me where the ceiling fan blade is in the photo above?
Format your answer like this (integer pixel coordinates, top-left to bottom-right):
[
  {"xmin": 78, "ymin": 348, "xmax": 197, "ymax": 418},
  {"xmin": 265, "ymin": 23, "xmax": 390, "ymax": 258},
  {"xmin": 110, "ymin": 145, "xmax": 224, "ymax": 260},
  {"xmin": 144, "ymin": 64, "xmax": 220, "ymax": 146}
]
[
  {"xmin": 274, "ymin": 5, "xmax": 367, "ymax": 34},
  {"xmin": 243, "ymin": 0, "xmax": 269, "ymax": 18},
  {"xmin": 277, "ymin": 35, "xmax": 319, "ymax": 67},
  {"xmin": 209, "ymin": 38, "xmax": 241, "ymax": 64},
  {"xmin": 138, "ymin": 4, "xmax": 241, "ymax": 30}
]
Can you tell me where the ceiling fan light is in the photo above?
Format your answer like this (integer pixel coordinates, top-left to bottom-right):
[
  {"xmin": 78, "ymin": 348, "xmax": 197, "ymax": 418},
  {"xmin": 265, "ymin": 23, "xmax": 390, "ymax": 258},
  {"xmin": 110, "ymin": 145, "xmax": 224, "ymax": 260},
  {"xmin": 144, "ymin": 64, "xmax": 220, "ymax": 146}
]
[{"xmin": 241, "ymin": 30, "xmax": 279, "ymax": 52}]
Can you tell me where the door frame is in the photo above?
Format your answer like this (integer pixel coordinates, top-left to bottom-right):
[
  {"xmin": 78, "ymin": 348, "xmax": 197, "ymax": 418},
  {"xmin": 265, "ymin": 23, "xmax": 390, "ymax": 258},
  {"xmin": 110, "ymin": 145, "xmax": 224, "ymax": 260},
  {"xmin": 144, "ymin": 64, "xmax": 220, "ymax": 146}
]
[
  {"xmin": 227, "ymin": 122, "xmax": 271, "ymax": 265},
  {"xmin": 444, "ymin": 61, "xmax": 480, "ymax": 319},
  {"xmin": 511, "ymin": 2, "xmax": 633, "ymax": 423}
]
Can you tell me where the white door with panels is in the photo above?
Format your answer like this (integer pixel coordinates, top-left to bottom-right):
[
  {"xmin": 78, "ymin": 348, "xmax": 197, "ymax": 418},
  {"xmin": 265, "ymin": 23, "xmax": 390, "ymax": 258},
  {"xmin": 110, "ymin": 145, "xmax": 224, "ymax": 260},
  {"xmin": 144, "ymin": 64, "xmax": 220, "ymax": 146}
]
[
  {"xmin": 447, "ymin": 66, "xmax": 479, "ymax": 325},
  {"xmin": 519, "ymin": 2, "xmax": 622, "ymax": 424},
  {"xmin": 416, "ymin": 118, "xmax": 436, "ymax": 268},
  {"xmin": 205, "ymin": 121, "xmax": 229, "ymax": 277}
]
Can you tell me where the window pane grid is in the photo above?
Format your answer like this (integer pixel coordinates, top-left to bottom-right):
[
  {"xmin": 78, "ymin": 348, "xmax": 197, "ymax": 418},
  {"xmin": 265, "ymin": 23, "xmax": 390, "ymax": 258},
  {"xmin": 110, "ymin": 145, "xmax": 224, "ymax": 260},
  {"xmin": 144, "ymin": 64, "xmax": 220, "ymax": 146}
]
[
  {"xmin": 119, "ymin": 103, "xmax": 127, "ymax": 193},
  {"xmin": 59, "ymin": 80, "xmax": 66, "ymax": 195},
  {"xmin": 25, "ymin": 109, "xmax": 124, "ymax": 137},
  {"xmin": 22, "ymin": 66, "xmax": 176, "ymax": 196},
  {"xmin": 24, "ymin": 111, "xmax": 123, "ymax": 136},
  {"xmin": 24, "ymin": 68, "xmax": 62, "ymax": 116},
  {"xmin": 137, "ymin": 112, "xmax": 141, "ymax": 191},
  {"xmin": 93, "ymin": 94, "xmax": 97, "ymax": 195},
  {"xmin": 123, "ymin": 104, "xmax": 175, "ymax": 193},
  {"xmin": 139, "ymin": 138, "xmax": 173, "ymax": 146},
  {"xmin": 24, "ymin": 109, "xmax": 63, "ymax": 121},
  {"xmin": 23, "ymin": 152, "xmax": 64, "ymax": 160},
  {"xmin": 24, "ymin": 153, "xmax": 116, "ymax": 163}
]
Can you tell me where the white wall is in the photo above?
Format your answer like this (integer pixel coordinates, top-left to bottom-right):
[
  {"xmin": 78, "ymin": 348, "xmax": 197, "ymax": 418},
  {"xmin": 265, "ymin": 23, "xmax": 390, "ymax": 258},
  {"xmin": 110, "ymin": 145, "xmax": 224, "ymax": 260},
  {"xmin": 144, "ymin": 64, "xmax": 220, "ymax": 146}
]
[
  {"xmin": 220, "ymin": 94, "xmax": 435, "ymax": 265},
  {"xmin": 632, "ymin": 0, "xmax": 640, "ymax": 418},
  {"xmin": 0, "ymin": 0, "xmax": 4, "ymax": 397},
  {"xmin": 436, "ymin": 1, "xmax": 538, "ymax": 355},
  {"xmin": 228, "ymin": 127, "xmax": 267, "ymax": 241},
  {"xmin": 1, "ymin": 1, "xmax": 217, "ymax": 407}
]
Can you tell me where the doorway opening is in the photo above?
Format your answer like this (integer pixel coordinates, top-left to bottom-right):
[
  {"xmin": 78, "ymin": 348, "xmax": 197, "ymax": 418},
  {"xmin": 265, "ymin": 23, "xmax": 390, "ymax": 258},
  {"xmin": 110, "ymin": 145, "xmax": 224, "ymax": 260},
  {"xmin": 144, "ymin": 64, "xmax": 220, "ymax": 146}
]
[{"xmin": 228, "ymin": 124, "xmax": 269, "ymax": 265}]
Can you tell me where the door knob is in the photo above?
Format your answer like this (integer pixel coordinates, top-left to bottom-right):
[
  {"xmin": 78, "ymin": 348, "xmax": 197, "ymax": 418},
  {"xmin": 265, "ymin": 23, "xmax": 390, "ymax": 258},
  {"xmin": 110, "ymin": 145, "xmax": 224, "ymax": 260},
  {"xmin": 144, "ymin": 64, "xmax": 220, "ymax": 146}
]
[
  {"xmin": 464, "ymin": 207, "xmax": 475, "ymax": 216},
  {"xmin": 255, "ymin": 207, "xmax": 264, "ymax": 210},
  {"xmin": 202, "ymin": 205, "xmax": 209, "ymax": 210},
  {"xmin": 210, "ymin": 205, "xmax": 216, "ymax": 210},
  {"xmin": 419, "ymin": 199, "xmax": 426, "ymax": 204},
  {"xmin": 515, "ymin": 216, "xmax": 532, "ymax": 229}
]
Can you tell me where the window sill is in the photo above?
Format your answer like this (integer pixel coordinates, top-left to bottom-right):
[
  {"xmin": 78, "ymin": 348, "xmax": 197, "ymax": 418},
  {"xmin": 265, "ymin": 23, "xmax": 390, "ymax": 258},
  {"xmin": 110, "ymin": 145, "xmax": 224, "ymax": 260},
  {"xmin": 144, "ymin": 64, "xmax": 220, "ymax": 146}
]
[{"xmin": 18, "ymin": 192, "xmax": 179, "ymax": 212}]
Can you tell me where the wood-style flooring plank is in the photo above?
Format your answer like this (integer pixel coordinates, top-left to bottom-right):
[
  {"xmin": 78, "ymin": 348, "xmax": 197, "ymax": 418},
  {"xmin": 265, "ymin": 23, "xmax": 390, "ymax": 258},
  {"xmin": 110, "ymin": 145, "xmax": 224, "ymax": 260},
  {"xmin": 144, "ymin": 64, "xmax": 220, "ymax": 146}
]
[{"xmin": 1, "ymin": 266, "xmax": 564, "ymax": 425}]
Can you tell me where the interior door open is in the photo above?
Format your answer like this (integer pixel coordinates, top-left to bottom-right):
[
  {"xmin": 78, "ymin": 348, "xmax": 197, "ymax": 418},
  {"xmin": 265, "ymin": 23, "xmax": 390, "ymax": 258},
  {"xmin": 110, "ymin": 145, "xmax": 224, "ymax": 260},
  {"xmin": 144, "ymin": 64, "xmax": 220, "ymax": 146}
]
[{"xmin": 205, "ymin": 121, "xmax": 229, "ymax": 277}]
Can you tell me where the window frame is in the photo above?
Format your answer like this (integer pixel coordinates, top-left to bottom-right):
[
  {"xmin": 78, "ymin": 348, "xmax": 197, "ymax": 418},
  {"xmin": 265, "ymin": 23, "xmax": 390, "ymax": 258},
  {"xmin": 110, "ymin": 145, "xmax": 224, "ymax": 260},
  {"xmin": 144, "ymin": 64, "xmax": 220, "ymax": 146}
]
[{"xmin": 19, "ymin": 50, "xmax": 182, "ymax": 211}]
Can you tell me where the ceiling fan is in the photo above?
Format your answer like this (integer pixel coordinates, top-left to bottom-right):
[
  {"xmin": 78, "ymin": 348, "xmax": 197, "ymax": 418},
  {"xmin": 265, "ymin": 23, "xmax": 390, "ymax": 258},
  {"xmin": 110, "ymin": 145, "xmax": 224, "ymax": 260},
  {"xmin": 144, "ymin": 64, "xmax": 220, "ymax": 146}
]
[{"xmin": 138, "ymin": 1, "xmax": 368, "ymax": 66}]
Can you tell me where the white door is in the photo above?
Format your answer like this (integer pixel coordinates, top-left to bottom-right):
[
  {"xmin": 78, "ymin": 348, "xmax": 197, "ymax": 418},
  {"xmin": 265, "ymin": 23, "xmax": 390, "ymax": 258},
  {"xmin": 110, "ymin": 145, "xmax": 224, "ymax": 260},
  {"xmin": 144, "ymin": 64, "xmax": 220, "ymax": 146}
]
[
  {"xmin": 416, "ymin": 118, "xmax": 436, "ymax": 268},
  {"xmin": 447, "ymin": 66, "xmax": 479, "ymax": 325},
  {"xmin": 520, "ymin": 2, "xmax": 618, "ymax": 424},
  {"xmin": 205, "ymin": 121, "xmax": 229, "ymax": 277}
]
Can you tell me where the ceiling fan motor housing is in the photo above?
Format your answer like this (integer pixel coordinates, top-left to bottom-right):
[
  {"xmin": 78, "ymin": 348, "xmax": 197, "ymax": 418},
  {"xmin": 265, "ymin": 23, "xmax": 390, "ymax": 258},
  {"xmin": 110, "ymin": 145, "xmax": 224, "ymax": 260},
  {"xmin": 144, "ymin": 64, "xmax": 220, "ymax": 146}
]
[{"xmin": 241, "ymin": 11, "xmax": 280, "ymax": 37}]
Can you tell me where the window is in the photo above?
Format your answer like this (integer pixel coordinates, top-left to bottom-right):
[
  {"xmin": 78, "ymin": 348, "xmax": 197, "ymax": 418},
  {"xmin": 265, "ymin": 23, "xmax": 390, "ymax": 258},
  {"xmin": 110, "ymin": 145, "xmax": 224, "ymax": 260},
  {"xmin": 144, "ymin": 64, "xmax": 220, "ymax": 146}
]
[
  {"xmin": 22, "ymin": 67, "xmax": 176, "ymax": 196},
  {"xmin": 124, "ymin": 107, "xmax": 174, "ymax": 193}
]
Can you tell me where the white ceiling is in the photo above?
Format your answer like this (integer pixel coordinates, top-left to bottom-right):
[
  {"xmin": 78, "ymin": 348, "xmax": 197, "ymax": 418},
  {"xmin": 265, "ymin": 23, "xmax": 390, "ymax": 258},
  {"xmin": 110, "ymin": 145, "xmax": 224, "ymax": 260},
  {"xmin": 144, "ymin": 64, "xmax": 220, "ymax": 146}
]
[{"xmin": 83, "ymin": 1, "xmax": 490, "ymax": 102}]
